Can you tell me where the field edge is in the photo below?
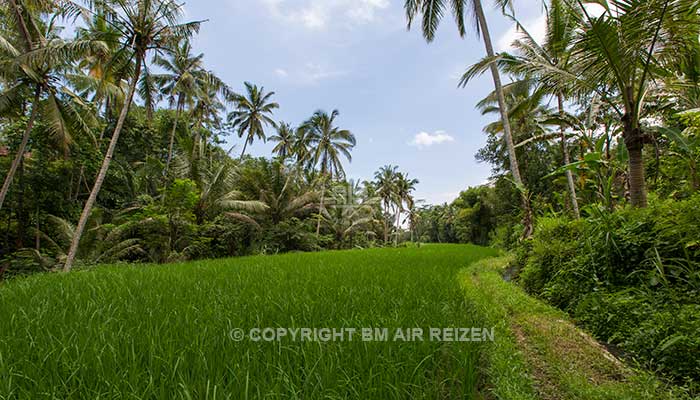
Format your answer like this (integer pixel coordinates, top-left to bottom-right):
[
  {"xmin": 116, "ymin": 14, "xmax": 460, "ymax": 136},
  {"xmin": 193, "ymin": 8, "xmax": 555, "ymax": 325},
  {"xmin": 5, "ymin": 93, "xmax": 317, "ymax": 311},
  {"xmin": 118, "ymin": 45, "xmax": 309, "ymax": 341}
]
[{"xmin": 460, "ymin": 256, "xmax": 688, "ymax": 400}]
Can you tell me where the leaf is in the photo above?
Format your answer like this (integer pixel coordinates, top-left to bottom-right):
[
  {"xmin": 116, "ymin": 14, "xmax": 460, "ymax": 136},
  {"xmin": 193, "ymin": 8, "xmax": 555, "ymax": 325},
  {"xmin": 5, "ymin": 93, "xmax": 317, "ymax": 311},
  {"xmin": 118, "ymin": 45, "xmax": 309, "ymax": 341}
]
[{"xmin": 656, "ymin": 334, "xmax": 686, "ymax": 353}]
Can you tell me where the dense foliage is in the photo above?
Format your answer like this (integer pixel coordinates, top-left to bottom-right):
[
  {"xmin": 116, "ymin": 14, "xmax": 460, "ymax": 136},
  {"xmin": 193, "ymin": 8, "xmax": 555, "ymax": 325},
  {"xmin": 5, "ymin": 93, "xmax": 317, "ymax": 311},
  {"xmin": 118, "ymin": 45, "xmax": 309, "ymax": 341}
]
[
  {"xmin": 1, "ymin": 0, "xmax": 699, "ymax": 392},
  {"xmin": 404, "ymin": 0, "xmax": 700, "ymax": 393},
  {"xmin": 516, "ymin": 198, "xmax": 700, "ymax": 390},
  {"xmin": 0, "ymin": 1, "xmax": 421, "ymax": 276}
]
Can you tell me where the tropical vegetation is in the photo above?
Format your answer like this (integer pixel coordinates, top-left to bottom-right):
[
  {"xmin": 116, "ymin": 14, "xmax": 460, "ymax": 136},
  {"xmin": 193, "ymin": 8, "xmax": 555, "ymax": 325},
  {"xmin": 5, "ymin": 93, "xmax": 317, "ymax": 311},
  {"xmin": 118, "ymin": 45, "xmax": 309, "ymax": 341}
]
[
  {"xmin": 405, "ymin": 0, "xmax": 700, "ymax": 393},
  {"xmin": 0, "ymin": 0, "xmax": 418, "ymax": 275},
  {"xmin": 1, "ymin": 0, "xmax": 699, "ymax": 395}
]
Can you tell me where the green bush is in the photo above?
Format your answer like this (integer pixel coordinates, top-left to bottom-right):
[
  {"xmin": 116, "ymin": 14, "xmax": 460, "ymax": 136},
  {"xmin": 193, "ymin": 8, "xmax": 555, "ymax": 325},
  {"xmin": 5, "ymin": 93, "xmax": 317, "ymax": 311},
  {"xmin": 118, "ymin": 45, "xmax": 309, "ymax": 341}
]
[
  {"xmin": 517, "ymin": 196, "xmax": 700, "ymax": 391},
  {"xmin": 575, "ymin": 289, "xmax": 700, "ymax": 386},
  {"xmin": 519, "ymin": 217, "xmax": 582, "ymax": 299}
]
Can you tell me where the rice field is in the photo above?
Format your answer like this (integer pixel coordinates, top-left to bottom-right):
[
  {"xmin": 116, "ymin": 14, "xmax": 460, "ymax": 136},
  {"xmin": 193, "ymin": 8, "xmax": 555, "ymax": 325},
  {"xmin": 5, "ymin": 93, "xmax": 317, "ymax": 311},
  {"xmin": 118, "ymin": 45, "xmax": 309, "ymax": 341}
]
[{"xmin": 0, "ymin": 244, "xmax": 498, "ymax": 399}]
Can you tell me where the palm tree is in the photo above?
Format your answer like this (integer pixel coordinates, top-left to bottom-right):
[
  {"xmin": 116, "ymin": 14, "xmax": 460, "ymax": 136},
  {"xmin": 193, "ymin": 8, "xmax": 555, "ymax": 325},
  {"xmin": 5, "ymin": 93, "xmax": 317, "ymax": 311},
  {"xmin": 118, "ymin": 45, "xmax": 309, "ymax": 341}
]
[
  {"xmin": 235, "ymin": 159, "xmax": 318, "ymax": 225},
  {"xmin": 514, "ymin": 0, "xmax": 697, "ymax": 207},
  {"xmin": 169, "ymin": 149, "xmax": 266, "ymax": 225},
  {"xmin": 374, "ymin": 165, "xmax": 399, "ymax": 244},
  {"xmin": 321, "ymin": 180, "xmax": 377, "ymax": 248},
  {"xmin": 152, "ymin": 38, "xmax": 206, "ymax": 173},
  {"xmin": 70, "ymin": 8, "xmax": 129, "ymax": 125},
  {"xmin": 404, "ymin": 200, "xmax": 424, "ymax": 243},
  {"xmin": 476, "ymin": 81, "xmax": 556, "ymax": 199},
  {"xmin": 465, "ymin": 0, "xmax": 582, "ymax": 217},
  {"xmin": 63, "ymin": 0, "xmax": 201, "ymax": 272},
  {"xmin": 0, "ymin": 0, "xmax": 104, "ymax": 210},
  {"xmin": 394, "ymin": 172, "xmax": 418, "ymax": 245},
  {"xmin": 188, "ymin": 74, "xmax": 228, "ymax": 183},
  {"xmin": 405, "ymin": 0, "xmax": 533, "ymax": 236},
  {"xmin": 228, "ymin": 82, "xmax": 279, "ymax": 158},
  {"xmin": 300, "ymin": 109, "xmax": 357, "ymax": 235},
  {"xmin": 292, "ymin": 125, "xmax": 313, "ymax": 169},
  {"xmin": 269, "ymin": 122, "xmax": 296, "ymax": 160}
]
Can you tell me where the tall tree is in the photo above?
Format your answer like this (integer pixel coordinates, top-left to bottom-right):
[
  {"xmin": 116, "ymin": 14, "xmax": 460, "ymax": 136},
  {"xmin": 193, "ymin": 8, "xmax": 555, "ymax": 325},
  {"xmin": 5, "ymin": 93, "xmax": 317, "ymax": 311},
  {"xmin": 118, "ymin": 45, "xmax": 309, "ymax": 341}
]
[
  {"xmin": 374, "ymin": 165, "xmax": 399, "ymax": 244},
  {"xmin": 519, "ymin": 0, "xmax": 697, "ymax": 207},
  {"xmin": 405, "ymin": 0, "xmax": 533, "ymax": 236},
  {"xmin": 70, "ymin": 6, "xmax": 129, "ymax": 125},
  {"xmin": 0, "ymin": 0, "xmax": 103, "ymax": 210},
  {"xmin": 188, "ymin": 74, "xmax": 228, "ymax": 183},
  {"xmin": 63, "ymin": 0, "xmax": 201, "ymax": 272},
  {"xmin": 152, "ymin": 38, "xmax": 205, "ymax": 173},
  {"xmin": 465, "ymin": 0, "xmax": 582, "ymax": 217},
  {"xmin": 227, "ymin": 82, "xmax": 278, "ymax": 158},
  {"xmin": 300, "ymin": 109, "xmax": 356, "ymax": 236},
  {"xmin": 269, "ymin": 122, "xmax": 296, "ymax": 160},
  {"xmin": 394, "ymin": 172, "xmax": 418, "ymax": 245}
]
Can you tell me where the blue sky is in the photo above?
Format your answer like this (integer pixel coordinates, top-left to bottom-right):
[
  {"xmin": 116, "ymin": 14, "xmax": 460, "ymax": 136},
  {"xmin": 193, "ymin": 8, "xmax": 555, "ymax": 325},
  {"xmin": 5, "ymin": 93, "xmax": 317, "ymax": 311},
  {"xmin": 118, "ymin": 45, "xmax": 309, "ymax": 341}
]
[{"xmin": 181, "ymin": 0, "xmax": 547, "ymax": 205}]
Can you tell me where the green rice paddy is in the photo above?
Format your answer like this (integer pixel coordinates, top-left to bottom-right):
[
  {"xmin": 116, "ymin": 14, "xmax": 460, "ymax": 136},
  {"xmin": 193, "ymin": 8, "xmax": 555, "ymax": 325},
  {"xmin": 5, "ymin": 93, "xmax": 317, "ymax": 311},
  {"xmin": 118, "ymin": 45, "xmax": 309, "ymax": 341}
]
[{"xmin": 0, "ymin": 245, "xmax": 498, "ymax": 399}]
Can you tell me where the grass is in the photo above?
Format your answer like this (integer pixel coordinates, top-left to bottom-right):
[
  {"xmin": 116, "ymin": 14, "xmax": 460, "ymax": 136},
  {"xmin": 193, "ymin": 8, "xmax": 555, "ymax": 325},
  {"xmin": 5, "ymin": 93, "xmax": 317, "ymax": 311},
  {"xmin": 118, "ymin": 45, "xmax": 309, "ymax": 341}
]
[
  {"xmin": 1, "ymin": 246, "xmax": 688, "ymax": 399},
  {"xmin": 0, "ymin": 244, "xmax": 498, "ymax": 399},
  {"xmin": 461, "ymin": 257, "xmax": 688, "ymax": 400}
]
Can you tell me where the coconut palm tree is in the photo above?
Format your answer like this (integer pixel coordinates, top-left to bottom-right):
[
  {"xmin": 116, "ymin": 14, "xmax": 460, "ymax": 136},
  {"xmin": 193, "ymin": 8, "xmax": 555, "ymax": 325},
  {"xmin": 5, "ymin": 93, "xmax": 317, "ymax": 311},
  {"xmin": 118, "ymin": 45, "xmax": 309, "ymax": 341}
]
[
  {"xmin": 321, "ymin": 180, "xmax": 378, "ymax": 248},
  {"xmin": 299, "ymin": 109, "xmax": 356, "ymax": 235},
  {"xmin": 292, "ymin": 125, "xmax": 313, "ymax": 169},
  {"xmin": 188, "ymin": 73, "xmax": 228, "ymax": 178},
  {"xmin": 152, "ymin": 38, "xmax": 206, "ymax": 173},
  {"xmin": 235, "ymin": 159, "xmax": 318, "ymax": 225},
  {"xmin": 405, "ymin": 0, "xmax": 533, "ymax": 236},
  {"xmin": 374, "ymin": 165, "xmax": 399, "ymax": 244},
  {"xmin": 269, "ymin": 122, "xmax": 296, "ymax": 160},
  {"xmin": 63, "ymin": 0, "xmax": 202, "ymax": 272},
  {"xmin": 464, "ymin": 0, "xmax": 582, "ymax": 217},
  {"xmin": 511, "ymin": 0, "xmax": 697, "ymax": 207},
  {"xmin": 394, "ymin": 172, "xmax": 418, "ymax": 245},
  {"xmin": 228, "ymin": 82, "xmax": 279, "ymax": 158},
  {"xmin": 0, "ymin": 0, "xmax": 104, "ymax": 210},
  {"xmin": 70, "ymin": 8, "xmax": 129, "ymax": 124}
]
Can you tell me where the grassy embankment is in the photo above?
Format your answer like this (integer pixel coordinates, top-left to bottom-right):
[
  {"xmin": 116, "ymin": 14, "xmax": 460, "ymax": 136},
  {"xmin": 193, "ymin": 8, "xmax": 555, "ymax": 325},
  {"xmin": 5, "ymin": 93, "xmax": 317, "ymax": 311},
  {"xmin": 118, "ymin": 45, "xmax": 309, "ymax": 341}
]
[{"xmin": 463, "ymin": 256, "xmax": 687, "ymax": 400}]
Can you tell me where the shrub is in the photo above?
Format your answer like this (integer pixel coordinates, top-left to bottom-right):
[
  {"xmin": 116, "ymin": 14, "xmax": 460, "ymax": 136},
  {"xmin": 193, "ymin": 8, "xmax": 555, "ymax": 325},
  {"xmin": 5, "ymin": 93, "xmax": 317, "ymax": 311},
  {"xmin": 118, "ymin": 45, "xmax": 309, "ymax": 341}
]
[
  {"xmin": 517, "ymin": 196, "xmax": 700, "ymax": 390},
  {"xmin": 519, "ymin": 217, "xmax": 582, "ymax": 299}
]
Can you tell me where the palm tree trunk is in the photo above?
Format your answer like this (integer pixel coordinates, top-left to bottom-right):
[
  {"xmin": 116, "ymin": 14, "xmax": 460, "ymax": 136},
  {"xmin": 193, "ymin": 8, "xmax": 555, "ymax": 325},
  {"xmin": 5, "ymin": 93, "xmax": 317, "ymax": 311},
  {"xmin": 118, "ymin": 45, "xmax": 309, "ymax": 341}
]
[
  {"xmin": 8, "ymin": 0, "xmax": 32, "ymax": 51},
  {"xmin": 558, "ymin": 94, "xmax": 580, "ymax": 219},
  {"xmin": 474, "ymin": 0, "xmax": 532, "ymax": 238},
  {"xmin": 627, "ymin": 141, "xmax": 647, "ymax": 208},
  {"xmin": 35, "ymin": 209, "xmax": 40, "ymax": 251},
  {"xmin": 394, "ymin": 207, "xmax": 402, "ymax": 246},
  {"xmin": 316, "ymin": 179, "xmax": 326, "ymax": 236},
  {"xmin": 0, "ymin": 87, "xmax": 42, "ymax": 211},
  {"xmin": 240, "ymin": 140, "xmax": 249, "ymax": 159},
  {"xmin": 16, "ymin": 158, "xmax": 25, "ymax": 248},
  {"xmin": 189, "ymin": 117, "xmax": 204, "ymax": 185},
  {"xmin": 164, "ymin": 95, "xmax": 183, "ymax": 174},
  {"xmin": 383, "ymin": 203, "xmax": 389, "ymax": 245},
  {"xmin": 63, "ymin": 54, "xmax": 143, "ymax": 272}
]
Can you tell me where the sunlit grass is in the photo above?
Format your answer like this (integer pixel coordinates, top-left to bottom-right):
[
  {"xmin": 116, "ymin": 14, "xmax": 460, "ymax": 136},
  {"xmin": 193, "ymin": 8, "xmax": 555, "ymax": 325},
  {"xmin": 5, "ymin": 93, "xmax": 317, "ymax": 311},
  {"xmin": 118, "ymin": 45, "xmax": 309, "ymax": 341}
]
[{"xmin": 0, "ymin": 244, "xmax": 497, "ymax": 399}]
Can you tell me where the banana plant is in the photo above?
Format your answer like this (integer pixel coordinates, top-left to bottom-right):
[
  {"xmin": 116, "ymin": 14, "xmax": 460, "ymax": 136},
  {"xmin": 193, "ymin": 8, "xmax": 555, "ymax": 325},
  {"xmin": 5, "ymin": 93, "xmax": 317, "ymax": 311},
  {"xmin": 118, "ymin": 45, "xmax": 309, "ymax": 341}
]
[{"xmin": 655, "ymin": 110, "xmax": 700, "ymax": 192}]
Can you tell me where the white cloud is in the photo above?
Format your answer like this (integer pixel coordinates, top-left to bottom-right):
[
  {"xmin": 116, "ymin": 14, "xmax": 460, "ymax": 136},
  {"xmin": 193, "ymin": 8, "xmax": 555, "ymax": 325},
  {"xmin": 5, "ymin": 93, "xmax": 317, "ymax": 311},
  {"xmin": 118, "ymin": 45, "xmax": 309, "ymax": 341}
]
[
  {"xmin": 497, "ymin": 14, "xmax": 547, "ymax": 52},
  {"xmin": 423, "ymin": 191, "xmax": 460, "ymax": 205},
  {"xmin": 497, "ymin": 4, "xmax": 608, "ymax": 52},
  {"xmin": 409, "ymin": 131, "xmax": 455, "ymax": 149},
  {"xmin": 303, "ymin": 62, "xmax": 347, "ymax": 82},
  {"xmin": 346, "ymin": 0, "xmax": 390, "ymax": 23},
  {"xmin": 261, "ymin": 0, "xmax": 389, "ymax": 30},
  {"xmin": 275, "ymin": 63, "xmax": 348, "ymax": 85}
]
